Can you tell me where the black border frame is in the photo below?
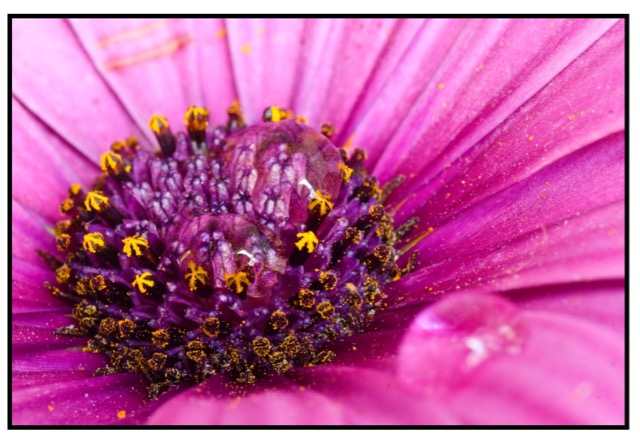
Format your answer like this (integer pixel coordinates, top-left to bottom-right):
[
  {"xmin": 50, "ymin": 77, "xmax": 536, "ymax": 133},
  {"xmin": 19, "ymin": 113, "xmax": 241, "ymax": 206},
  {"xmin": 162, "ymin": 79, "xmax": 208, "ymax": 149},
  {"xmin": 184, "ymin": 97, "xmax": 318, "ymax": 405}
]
[{"xmin": 6, "ymin": 13, "xmax": 630, "ymax": 430}]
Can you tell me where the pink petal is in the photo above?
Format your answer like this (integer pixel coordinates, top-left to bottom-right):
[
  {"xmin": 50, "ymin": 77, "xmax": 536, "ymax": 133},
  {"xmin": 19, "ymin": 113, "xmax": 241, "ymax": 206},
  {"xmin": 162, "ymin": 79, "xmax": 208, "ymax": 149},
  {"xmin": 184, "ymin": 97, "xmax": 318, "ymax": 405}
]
[
  {"xmin": 507, "ymin": 280, "xmax": 625, "ymax": 336},
  {"xmin": 387, "ymin": 132, "xmax": 624, "ymax": 300},
  {"xmin": 225, "ymin": 19, "xmax": 307, "ymax": 123},
  {"xmin": 292, "ymin": 366, "xmax": 457, "ymax": 424},
  {"xmin": 12, "ymin": 19, "xmax": 148, "ymax": 157},
  {"xmin": 147, "ymin": 377, "xmax": 345, "ymax": 425},
  {"xmin": 381, "ymin": 20, "xmax": 624, "ymax": 220},
  {"xmin": 397, "ymin": 293, "xmax": 624, "ymax": 424},
  {"xmin": 193, "ymin": 19, "xmax": 238, "ymax": 123},
  {"xmin": 12, "ymin": 199, "xmax": 56, "ymax": 268},
  {"xmin": 362, "ymin": 19, "xmax": 620, "ymax": 176},
  {"xmin": 13, "ymin": 257, "xmax": 67, "ymax": 314},
  {"xmin": 70, "ymin": 19, "xmax": 203, "ymax": 136},
  {"xmin": 293, "ymin": 19, "xmax": 415, "ymax": 133},
  {"xmin": 12, "ymin": 372, "xmax": 153, "ymax": 425},
  {"xmin": 12, "ymin": 98, "xmax": 100, "ymax": 222}
]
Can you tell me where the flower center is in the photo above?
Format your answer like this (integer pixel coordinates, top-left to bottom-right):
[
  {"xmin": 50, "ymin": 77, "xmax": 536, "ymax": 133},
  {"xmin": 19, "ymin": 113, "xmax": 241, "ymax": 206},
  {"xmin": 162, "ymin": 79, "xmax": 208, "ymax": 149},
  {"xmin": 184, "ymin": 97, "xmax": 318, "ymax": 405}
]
[{"xmin": 45, "ymin": 104, "xmax": 419, "ymax": 397}]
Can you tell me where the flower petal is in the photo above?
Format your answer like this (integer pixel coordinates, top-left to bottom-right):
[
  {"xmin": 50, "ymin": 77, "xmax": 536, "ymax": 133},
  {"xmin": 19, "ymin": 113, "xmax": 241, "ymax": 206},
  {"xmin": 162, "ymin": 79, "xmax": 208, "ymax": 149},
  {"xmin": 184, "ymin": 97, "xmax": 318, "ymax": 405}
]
[
  {"xmin": 388, "ymin": 132, "xmax": 624, "ymax": 300},
  {"xmin": 225, "ymin": 18, "xmax": 307, "ymax": 123},
  {"xmin": 193, "ymin": 19, "xmax": 238, "ymax": 122},
  {"xmin": 12, "ymin": 98, "xmax": 100, "ymax": 222},
  {"xmin": 294, "ymin": 19, "xmax": 418, "ymax": 133},
  {"xmin": 70, "ymin": 19, "xmax": 203, "ymax": 134},
  {"xmin": 12, "ymin": 199, "xmax": 56, "ymax": 268},
  {"xmin": 12, "ymin": 372, "xmax": 153, "ymax": 425},
  {"xmin": 396, "ymin": 293, "xmax": 624, "ymax": 424},
  {"xmin": 147, "ymin": 377, "xmax": 345, "ymax": 425},
  {"xmin": 505, "ymin": 279, "xmax": 625, "ymax": 336},
  {"xmin": 381, "ymin": 20, "xmax": 624, "ymax": 220},
  {"xmin": 12, "ymin": 18, "xmax": 148, "ymax": 156},
  {"xmin": 12, "ymin": 257, "xmax": 68, "ymax": 314}
]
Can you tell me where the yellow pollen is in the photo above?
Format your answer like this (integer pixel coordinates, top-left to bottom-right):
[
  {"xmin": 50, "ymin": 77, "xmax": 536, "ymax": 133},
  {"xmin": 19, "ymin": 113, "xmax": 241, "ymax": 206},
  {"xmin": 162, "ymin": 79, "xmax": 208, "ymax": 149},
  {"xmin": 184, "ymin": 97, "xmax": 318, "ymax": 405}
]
[
  {"xmin": 132, "ymin": 272, "xmax": 155, "ymax": 294},
  {"xmin": 225, "ymin": 271, "xmax": 251, "ymax": 294},
  {"xmin": 294, "ymin": 115, "xmax": 308, "ymax": 124},
  {"xmin": 60, "ymin": 198, "xmax": 74, "ymax": 213},
  {"xmin": 269, "ymin": 105, "xmax": 282, "ymax": 122},
  {"xmin": 82, "ymin": 232, "xmax": 105, "ymax": 253},
  {"xmin": 295, "ymin": 231, "xmax": 319, "ymax": 253},
  {"xmin": 100, "ymin": 151, "xmax": 123, "ymax": 173},
  {"xmin": 149, "ymin": 114, "xmax": 169, "ymax": 135},
  {"xmin": 117, "ymin": 410, "xmax": 126, "ymax": 419},
  {"xmin": 122, "ymin": 235, "xmax": 149, "ymax": 257},
  {"xmin": 338, "ymin": 163, "xmax": 353, "ymax": 182},
  {"xmin": 70, "ymin": 183, "xmax": 82, "ymax": 195},
  {"xmin": 184, "ymin": 106, "xmax": 209, "ymax": 131},
  {"xmin": 309, "ymin": 190, "xmax": 333, "ymax": 216},
  {"xmin": 185, "ymin": 261, "xmax": 209, "ymax": 291},
  {"xmin": 84, "ymin": 191, "xmax": 109, "ymax": 212}
]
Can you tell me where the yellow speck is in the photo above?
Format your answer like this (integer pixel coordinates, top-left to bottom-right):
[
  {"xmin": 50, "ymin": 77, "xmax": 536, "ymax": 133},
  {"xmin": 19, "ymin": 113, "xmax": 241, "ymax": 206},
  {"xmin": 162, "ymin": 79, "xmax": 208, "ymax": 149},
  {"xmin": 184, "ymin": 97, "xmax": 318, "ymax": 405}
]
[
  {"xmin": 528, "ymin": 135, "xmax": 534, "ymax": 141},
  {"xmin": 132, "ymin": 272, "xmax": 154, "ymax": 294},
  {"xmin": 47, "ymin": 405, "xmax": 54, "ymax": 412},
  {"xmin": 442, "ymin": 102, "xmax": 448, "ymax": 109},
  {"xmin": 476, "ymin": 63, "xmax": 485, "ymax": 71},
  {"xmin": 437, "ymin": 82, "xmax": 445, "ymax": 90},
  {"xmin": 257, "ymin": 27, "xmax": 266, "ymax": 36},
  {"xmin": 215, "ymin": 28, "xmax": 227, "ymax": 39},
  {"xmin": 568, "ymin": 114, "xmax": 576, "ymax": 120},
  {"xmin": 117, "ymin": 410, "xmax": 127, "ymax": 419},
  {"xmin": 295, "ymin": 231, "xmax": 319, "ymax": 253},
  {"xmin": 549, "ymin": 22, "xmax": 555, "ymax": 28},
  {"xmin": 241, "ymin": 43, "xmax": 251, "ymax": 55}
]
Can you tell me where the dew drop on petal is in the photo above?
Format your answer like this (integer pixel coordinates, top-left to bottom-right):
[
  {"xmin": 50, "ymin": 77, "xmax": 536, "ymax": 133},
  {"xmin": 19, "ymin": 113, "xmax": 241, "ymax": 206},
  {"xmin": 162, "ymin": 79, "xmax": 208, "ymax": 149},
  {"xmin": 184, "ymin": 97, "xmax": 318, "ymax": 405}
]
[{"xmin": 396, "ymin": 293, "xmax": 528, "ymax": 394}]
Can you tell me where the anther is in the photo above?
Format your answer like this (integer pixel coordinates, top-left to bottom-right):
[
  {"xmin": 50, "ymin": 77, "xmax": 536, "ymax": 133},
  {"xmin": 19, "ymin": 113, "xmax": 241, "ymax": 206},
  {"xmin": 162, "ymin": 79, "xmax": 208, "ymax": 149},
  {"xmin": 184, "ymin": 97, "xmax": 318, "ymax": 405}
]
[
  {"xmin": 290, "ymin": 288, "xmax": 316, "ymax": 309},
  {"xmin": 267, "ymin": 310, "xmax": 288, "ymax": 333},
  {"xmin": 252, "ymin": 336, "xmax": 271, "ymax": 358},
  {"xmin": 132, "ymin": 272, "xmax": 155, "ymax": 294},
  {"xmin": 201, "ymin": 317, "xmax": 220, "ymax": 338},
  {"xmin": 82, "ymin": 232, "xmax": 106, "ymax": 253},
  {"xmin": 184, "ymin": 106, "xmax": 209, "ymax": 148},
  {"xmin": 320, "ymin": 123, "xmax": 336, "ymax": 138},
  {"xmin": 227, "ymin": 100, "xmax": 246, "ymax": 131},
  {"xmin": 122, "ymin": 235, "xmax": 149, "ymax": 257},
  {"xmin": 225, "ymin": 271, "xmax": 251, "ymax": 296},
  {"xmin": 100, "ymin": 151, "xmax": 126, "ymax": 177},
  {"xmin": 84, "ymin": 190, "xmax": 123, "ymax": 225},
  {"xmin": 149, "ymin": 114, "xmax": 177, "ymax": 157},
  {"xmin": 295, "ymin": 231, "xmax": 319, "ymax": 253},
  {"xmin": 185, "ymin": 261, "xmax": 209, "ymax": 291},
  {"xmin": 316, "ymin": 301, "xmax": 335, "ymax": 320},
  {"xmin": 262, "ymin": 105, "xmax": 291, "ymax": 123}
]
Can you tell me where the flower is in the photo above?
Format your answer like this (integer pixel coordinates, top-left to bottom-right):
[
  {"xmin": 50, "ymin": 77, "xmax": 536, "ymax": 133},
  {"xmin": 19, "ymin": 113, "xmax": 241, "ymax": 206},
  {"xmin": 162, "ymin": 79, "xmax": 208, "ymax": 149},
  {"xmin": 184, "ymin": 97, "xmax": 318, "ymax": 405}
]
[{"xmin": 11, "ymin": 18, "xmax": 625, "ymax": 425}]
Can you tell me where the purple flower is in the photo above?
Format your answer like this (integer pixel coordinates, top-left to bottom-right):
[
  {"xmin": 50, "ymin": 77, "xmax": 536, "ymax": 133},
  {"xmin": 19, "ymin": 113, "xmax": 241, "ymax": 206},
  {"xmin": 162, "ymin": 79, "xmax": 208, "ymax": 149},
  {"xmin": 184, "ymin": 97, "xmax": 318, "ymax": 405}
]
[{"xmin": 12, "ymin": 18, "xmax": 625, "ymax": 425}]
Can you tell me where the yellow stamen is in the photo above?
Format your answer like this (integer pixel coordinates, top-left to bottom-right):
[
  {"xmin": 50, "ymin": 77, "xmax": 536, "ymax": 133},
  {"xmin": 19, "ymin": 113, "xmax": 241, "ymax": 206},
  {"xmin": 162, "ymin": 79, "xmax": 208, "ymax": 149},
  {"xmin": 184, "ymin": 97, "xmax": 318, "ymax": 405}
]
[
  {"xmin": 69, "ymin": 183, "xmax": 82, "ymax": 195},
  {"xmin": 338, "ymin": 163, "xmax": 353, "ymax": 183},
  {"xmin": 100, "ymin": 151, "xmax": 123, "ymax": 173},
  {"xmin": 82, "ymin": 232, "xmax": 105, "ymax": 253},
  {"xmin": 309, "ymin": 190, "xmax": 333, "ymax": 217},
  {"xmin": 149, "ymin": 114, "xmax": 170, "ymax": 135},
  {"xmin": 185, "ymin": 261, "xmax": 209, "ymax": 291},
  {"xmin": 184, "ymin": 106, "xmax": 209, "ymax": 132},
  {"xmin": 84, "ymin": 191, "xmax": 109, "ymax": 212},
  {"xmin": 225, "ymin": 271, "xmax": 251, "ymax": 294},
  {"xmin": 122, "ymin": 235, "xmax": 149, "ymax": 257},
  {"xmin": 132, "ymin": 272, "xmax": 155, "ymax": 294},
  {"xmin": 295, "ymin": 231, "xmax": 319, "ymax": 253}
]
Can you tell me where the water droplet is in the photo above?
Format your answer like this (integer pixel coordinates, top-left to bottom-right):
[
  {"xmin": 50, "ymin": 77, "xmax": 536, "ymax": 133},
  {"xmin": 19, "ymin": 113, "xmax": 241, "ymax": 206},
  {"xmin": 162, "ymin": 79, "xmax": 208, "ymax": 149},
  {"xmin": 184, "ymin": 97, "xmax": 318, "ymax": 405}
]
[{"xmin": 397, "ymin": 293, "xmax": 527, "ymax": 393}]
